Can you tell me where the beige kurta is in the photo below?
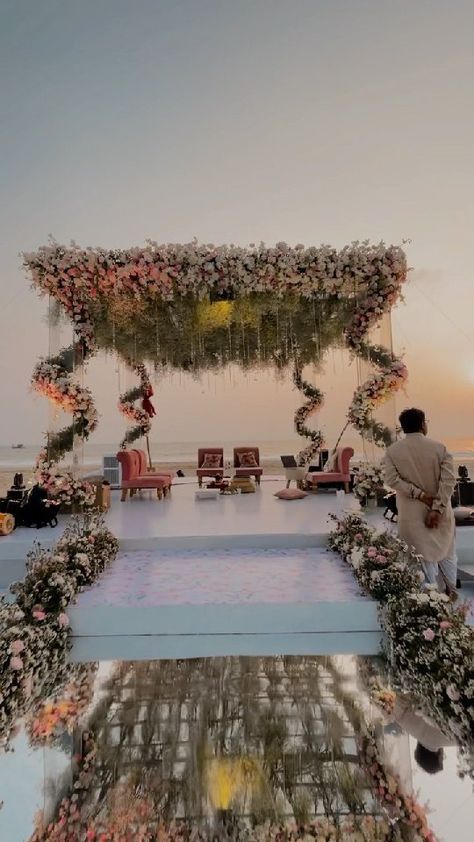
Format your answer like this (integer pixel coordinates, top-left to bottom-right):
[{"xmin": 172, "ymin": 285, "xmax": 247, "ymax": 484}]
[
  {"xmin": 383, "ymin": 433, "xmax": 456, "ymax": 564},
  {"xmin": 392, "ymin": 698, "xmax": 455, "ymax": 750}
]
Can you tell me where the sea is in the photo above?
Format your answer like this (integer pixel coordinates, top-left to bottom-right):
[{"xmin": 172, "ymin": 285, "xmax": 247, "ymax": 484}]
[{"xmin": 2, "ymin": 438, "xmax": 474, "ymax": 472}]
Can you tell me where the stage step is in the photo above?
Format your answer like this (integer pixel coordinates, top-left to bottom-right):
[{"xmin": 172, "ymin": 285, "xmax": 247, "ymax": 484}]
[{"xmin": 69, "ymin": 547, "xmax": 380, "ymax": 660}]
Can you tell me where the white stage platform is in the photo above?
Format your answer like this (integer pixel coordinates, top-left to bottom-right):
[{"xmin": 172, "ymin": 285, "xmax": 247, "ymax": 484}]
[
  {"xmin": 0, "ymin": 478, "xmax": 346, "ymax": 586},
  {"xmin": 1, "ymin": 480, "xmax": 472, "ymax": 659},
  {"xmin": 68, "ymin": 545, "xmax": 380, "ymax": 660},
  {"xmin": 1, "ymin": 480, "xmax": 474, "ymax": 574}
]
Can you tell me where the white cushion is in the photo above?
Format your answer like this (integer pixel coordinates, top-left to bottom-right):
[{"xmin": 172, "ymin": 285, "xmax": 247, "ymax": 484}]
[
  {"xmin": 323, "ymin": 451, "xmax": 338, "ymax": 473},
  {"xmin": 195, "ymin": 489, "xmax": 219, "ymax": 500}
]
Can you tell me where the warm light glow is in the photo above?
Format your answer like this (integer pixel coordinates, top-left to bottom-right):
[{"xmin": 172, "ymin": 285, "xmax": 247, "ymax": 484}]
[
  {"xmin": 197, "ymin": 300, "xmax": 234, "ymax": 330},
  {"xmin": 206, "ymin": 756, "xmax": 263, "ymax": 809}
]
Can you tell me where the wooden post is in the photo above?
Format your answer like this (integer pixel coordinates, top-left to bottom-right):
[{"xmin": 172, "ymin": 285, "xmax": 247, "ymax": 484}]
[{"xmin": 146, "ymin": 434, "xmax": 153, "ymax": 470}]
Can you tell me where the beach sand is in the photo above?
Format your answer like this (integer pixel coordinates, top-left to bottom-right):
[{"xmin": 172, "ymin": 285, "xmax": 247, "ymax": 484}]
[{"xmin": 0, "ymin": 460, "xmax": 285, "ymax": 497}]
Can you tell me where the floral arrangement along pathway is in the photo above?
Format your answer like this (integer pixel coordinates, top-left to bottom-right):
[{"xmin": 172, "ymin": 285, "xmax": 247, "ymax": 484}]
[{"xmin": 76, "ymin": 547, "xmax": 367, "ymax": 607}]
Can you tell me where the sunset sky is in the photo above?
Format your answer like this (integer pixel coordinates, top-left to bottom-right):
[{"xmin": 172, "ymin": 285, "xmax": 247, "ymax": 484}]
[{"xmin": 1, "ymin": 0, "xmax": 474, "ymax": 449}]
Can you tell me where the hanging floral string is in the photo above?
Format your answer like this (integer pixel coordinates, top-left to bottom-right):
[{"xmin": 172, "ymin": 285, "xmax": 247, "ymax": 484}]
[{"xmin": 292, "ymin": 363, "xmax": 325, "ymax": 466}]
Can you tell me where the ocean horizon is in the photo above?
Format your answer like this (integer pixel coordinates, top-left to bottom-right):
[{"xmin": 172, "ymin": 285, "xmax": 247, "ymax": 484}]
[{"xmin": 2, "ymin": 437, "xmax": 474, "ymax": 469}]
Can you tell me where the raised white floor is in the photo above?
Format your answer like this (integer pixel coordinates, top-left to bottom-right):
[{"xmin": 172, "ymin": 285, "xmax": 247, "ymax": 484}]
[
  {"xmin": 0, "ymin": 478, "xmax": 351, "ymax": 586},
  {"xmin": 1, "ymin": 480, "xmax": 472, "ymax": 659},
  {"xmin": 69, "ymin": 544, "xmax": 380, "ymax": 661},
  {"xmin": 1, "ymin": 479, "xmax": 474, "ymax": 585}
]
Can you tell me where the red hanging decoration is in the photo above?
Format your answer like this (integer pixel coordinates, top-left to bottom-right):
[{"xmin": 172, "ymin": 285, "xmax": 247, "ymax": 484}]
[{"xmin": 142, "ymin": 385, "xmax": 156, "ymax": 418}]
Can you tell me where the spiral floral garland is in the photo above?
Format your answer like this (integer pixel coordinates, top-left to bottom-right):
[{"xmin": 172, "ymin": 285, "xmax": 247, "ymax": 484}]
[
  {"xmin": 32, "ymin": 346, "xmax": 98, "ymax": 466},
  {"xmin": 347, "ymin": 343, "xmax": 408, "ymax": 446},
  {"xmin": 292, "ymin": 365, "xmax": 325, "ymax": 466},
  {"xmin": 344, "ymin": 246, "xmax": 408, "ymax": 446},
  {"xmin": 118, "ymin": 362, "xmax": 155, "ymax": 449}
]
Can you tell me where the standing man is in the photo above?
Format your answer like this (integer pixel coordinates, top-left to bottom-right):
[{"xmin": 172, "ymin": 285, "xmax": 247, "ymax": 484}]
[{"xmin": 383, "ymin": 408, "xmax": 457, "ymax": 594}]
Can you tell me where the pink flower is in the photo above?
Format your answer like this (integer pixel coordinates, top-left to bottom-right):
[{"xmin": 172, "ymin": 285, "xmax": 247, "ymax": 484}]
[
  {"xmin": 10, "ymin": 656, "xmax": 24, "ymax": 670},
  {"xmin": 9, "ymin": 639, "xmax": 25, "ymax": 656},
  {"xmin": 367, "ymin": 547, "xmax": 378, "ymax": 558},
  {"xmin": 58, "ymin": 613, "xmax": 70, "ymax": 628},
  {"xmin": 32, "ymin": 608, "xmax": 46, "ymax": 621},
  {"xmin": 422, "ymin": 628, "xmax": 435, "ymax": 641},
  {"xmin": 375, "ymin": 554, "xmax": 387, "ymax": 564},
  {"xmin": 446, "ymin": 684, "xmax": 460, "ymax": 702},
  {"xmin": 354, "ymin": 533, "xmax": 363, "ymax": 541},
  {"xmin": 439, "ymin": 620, "xmax": 452, "ymax": 630}
]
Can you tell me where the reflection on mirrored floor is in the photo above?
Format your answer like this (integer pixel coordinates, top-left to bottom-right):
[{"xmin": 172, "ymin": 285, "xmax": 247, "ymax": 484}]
[{"xmin": 0, "ymin": 656, "xmax": 472, "ymax": 842}]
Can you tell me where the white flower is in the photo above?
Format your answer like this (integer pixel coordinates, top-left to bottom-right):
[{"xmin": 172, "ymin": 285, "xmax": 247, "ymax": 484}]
[{"xmin": 350, "ymin": 548, "xmax": 364, "ymax": 569}]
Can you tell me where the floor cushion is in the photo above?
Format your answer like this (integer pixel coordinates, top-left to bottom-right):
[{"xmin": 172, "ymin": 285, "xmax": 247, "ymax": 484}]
[
  {"xmin": 195, "ymin": 489, "xmax": 219, "ymax": 500},
  {"xmin": 454, "ymin": 507, "xmax": 474, "ymax": 525},
  {"xmin": 274, "ymin": 488, "xmax": 308, "ymax": 500}
]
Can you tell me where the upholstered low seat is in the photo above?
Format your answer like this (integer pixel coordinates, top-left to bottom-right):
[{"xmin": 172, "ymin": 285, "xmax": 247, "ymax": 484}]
[
  {"xmin": 305, "ymin": 447, "xmax": 354, "ymax": 493},
  {"xmin": 197, "ymin": 448, "xmax": 224, "ymax": 487},
  {"xmin": 117, "ymin": 451, "xmax": 171, "ymax": 501},
  {"xmin": 133, "ymin": 449, "xmax": 175, "ymax": 481},
  {"xmin": 233, "ymin": 447, "xmax": 263, "ymax": 485}
]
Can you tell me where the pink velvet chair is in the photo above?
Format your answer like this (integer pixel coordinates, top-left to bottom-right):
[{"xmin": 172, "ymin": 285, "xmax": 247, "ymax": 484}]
[
  {"xmin": 132, "ymin": 449, "xmax": 174, "ymax": 483},
  {"xmin": 197, "ymin": 448, "xmax": 224, "ymax": 486},
  {"xmin": 233, "ymin": 446, "xmax": 263, "ymax": 485},
  {"xmin": 305, "ymin": 447, "xmax": 354, "ymax": 493},
  {"xmin": 117, "ymin": 451, "xmax": 171, "ymax": 501}
]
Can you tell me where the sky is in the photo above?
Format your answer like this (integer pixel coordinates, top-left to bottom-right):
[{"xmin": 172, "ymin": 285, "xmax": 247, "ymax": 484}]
[{"xmin": 1, "ymin": 0, "xmax": 474, "ymax": 450}]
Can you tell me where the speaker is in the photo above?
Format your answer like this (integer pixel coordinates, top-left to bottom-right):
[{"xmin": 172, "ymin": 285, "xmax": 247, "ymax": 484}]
[{"xmin": 453, "ymin": 481, "xmax": 474, "ymax": 507}]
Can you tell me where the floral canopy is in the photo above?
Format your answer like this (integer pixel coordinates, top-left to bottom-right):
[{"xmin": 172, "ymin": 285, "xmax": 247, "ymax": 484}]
[{"xmin": 23, "ymin": 240, "xmax": 408, "ymax": 467}]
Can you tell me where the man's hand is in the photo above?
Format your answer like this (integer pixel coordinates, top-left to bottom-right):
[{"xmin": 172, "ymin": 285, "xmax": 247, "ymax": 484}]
[
  {"xmin": 425, "ymin": 510, "xmax": 441, "ymax": 529},
  {"xmin": 420, "ymin": 492, "xmax": 435, "ymax": 507}
]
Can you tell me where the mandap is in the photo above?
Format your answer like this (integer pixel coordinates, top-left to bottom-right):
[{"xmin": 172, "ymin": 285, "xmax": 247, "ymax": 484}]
[{"xmin": 23, "ymin": 239, "xmax": 408, "ymax": 491}]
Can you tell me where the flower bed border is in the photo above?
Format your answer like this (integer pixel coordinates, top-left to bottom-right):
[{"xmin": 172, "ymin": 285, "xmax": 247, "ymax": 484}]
[
  {"xmin": 328, "ymin": 513, "xmax": 473, "ymax": 756},
  {"xmin": 0, "ymin": 511, "xmax": 118, "ymax": 750}
]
